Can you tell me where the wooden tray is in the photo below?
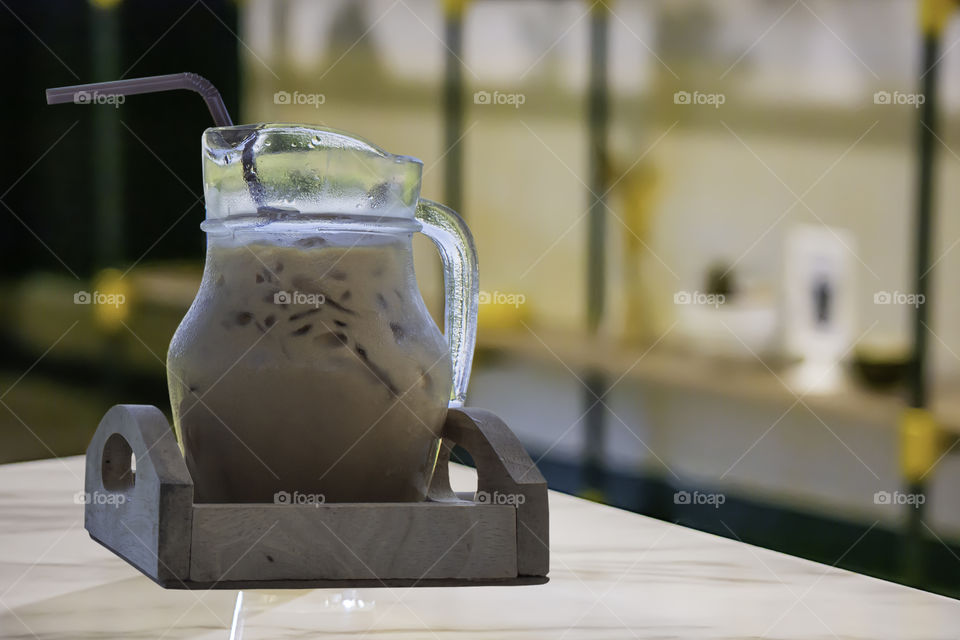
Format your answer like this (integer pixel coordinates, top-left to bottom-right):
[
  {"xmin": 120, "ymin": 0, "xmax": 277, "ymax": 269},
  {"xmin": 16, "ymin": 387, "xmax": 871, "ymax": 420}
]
[{"xmin": 84, "ymin": 405, "xmax": 549, "ymax": 589}]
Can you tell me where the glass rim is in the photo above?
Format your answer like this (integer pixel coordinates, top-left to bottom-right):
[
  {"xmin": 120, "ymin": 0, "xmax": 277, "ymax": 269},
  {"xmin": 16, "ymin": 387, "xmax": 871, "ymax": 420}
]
[
  {"xmin": 202, "ymin": 122, "xmax": 424, "ymax": 169},
  {"xmin": 200, "ymin": 212, "xmax": 423, "ymax": 234}
]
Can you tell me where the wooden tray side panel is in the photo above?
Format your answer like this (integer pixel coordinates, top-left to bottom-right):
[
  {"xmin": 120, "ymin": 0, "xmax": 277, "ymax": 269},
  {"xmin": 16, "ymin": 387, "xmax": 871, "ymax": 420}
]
[
  {"xmin": 85, "ymin": 405, "xmax": 193, "ymax": 584},
  {"xmin": 189, "ymin": 503, "xmax": 517, "ymax": 583},
  {"xmin": 439, "ymin": 409, "xmax": 550, "ymax": 577}
]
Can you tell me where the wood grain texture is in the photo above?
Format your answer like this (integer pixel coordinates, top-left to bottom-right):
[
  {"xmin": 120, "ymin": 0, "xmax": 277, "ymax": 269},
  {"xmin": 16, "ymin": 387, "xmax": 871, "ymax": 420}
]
[
  {"xmin": 189, "ymin": 502, "xmax": 517, "ymax": 583},
  {"xmin": 84, "ymin": 404, "xmax": 194, "ymax": 584},
  {"xmin": 84, "ymin": 405, "xmax": 548, "ymax": 587},
  {"xmin": 436, "ymin": 408, "xmax": 550, "ymax": 577}
]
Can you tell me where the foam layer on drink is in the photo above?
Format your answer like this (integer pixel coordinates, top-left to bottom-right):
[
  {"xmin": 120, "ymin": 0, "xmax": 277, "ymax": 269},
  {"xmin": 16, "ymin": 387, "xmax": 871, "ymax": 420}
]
[{"xmin": 167, "ymin": 232, "xmax": 452, "ymax": 503}]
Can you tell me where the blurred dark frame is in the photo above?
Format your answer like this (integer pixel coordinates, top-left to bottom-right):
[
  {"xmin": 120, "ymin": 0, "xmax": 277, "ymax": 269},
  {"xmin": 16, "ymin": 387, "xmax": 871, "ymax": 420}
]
[{"xmin": 0, "ymin": 0, "xmax": 239, "ymax": 278}]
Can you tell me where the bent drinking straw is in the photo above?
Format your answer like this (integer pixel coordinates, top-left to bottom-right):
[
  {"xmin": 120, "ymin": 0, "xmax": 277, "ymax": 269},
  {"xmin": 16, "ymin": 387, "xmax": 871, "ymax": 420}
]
[{"xmin": 45, "ymin": 72, "xmax": 233, "ymax": 127}]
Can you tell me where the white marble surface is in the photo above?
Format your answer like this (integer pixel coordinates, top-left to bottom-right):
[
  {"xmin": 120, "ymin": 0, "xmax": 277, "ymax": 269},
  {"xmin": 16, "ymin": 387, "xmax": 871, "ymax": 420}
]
[{"xmin": 1, "ymin": 456, "xmax": 959, "ymax": 639}]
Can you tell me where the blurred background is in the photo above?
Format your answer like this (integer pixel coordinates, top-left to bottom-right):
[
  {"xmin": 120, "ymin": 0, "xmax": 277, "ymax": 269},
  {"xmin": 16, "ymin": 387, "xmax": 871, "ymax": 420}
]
[{"xmin": 3, "ymin": 0, "xmax": 960, "ymax": 596}]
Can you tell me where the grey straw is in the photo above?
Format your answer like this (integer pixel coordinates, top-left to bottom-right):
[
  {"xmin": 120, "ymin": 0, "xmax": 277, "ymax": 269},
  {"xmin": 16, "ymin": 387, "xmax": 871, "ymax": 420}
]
[{"xmin": 45, "ymin": 72, "xmax": 233, "ymax": 127}]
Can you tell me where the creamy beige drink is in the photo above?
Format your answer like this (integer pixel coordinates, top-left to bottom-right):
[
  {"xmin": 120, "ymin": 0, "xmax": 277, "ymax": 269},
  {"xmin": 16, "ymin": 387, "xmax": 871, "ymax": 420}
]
[{"xmin": 167, "ymin": 232, "xmax": 452, "ymax": 503}]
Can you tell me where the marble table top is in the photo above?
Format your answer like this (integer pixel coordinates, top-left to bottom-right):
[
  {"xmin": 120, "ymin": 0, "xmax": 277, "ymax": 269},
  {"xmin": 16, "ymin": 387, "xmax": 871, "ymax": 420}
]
[{"xmin": 1, "ymin": 456, "xmax": 959, "ymax": 639}]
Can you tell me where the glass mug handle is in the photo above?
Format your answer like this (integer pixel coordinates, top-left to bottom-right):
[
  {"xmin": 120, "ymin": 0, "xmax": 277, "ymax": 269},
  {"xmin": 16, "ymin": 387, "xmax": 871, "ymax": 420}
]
[{"xmin": 414, "ymin": 199, "xmax": 479, "ymax": 407}]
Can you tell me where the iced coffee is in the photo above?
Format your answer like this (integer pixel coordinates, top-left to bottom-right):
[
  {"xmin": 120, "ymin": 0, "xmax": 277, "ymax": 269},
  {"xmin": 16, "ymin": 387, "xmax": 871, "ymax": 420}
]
[{"xmin": 167, "ymin": 231, "xmax": 453, "ymax": 503}]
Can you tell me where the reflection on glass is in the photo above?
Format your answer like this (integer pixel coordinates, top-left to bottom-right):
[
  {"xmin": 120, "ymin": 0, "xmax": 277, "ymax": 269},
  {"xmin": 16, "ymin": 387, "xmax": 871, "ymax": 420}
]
[{"xmin": 229, "ymin": 589, "xmax": 377, "ymax": 639}]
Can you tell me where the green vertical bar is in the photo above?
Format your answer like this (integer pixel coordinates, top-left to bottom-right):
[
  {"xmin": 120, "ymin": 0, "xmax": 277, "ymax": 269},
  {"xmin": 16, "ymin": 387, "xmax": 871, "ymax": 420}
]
[
  {"xmin": 909, "ymin": 35, "xmax": 939, "ymax": 414},
  {"xmin": 582, "ymin": 4, "xmax": 610, "ymax": 500},
  {"xmin": 90, "ymin": 0, "xmax": 123, "ymax": 398},
  {"xmin": 443, "ymin": 4, "xmax": 464, "ymax": 215},
  {"xmin": 91, "ymin": 0, "xmax": 122, "ymax": 268},
  {"xmin": 586, "ymin": 5, "xmax": 608, "ymax": 333},
  {"xmin": 903, "ymin": 31, "xmax": 941, "ymax": 589}
]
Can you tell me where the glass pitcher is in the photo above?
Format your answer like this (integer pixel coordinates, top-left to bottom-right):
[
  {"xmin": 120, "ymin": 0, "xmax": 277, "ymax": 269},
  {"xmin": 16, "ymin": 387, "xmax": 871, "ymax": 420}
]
[{"xmin": 167, "ymin": 124, "xmax": 478, "ymax": 504}]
